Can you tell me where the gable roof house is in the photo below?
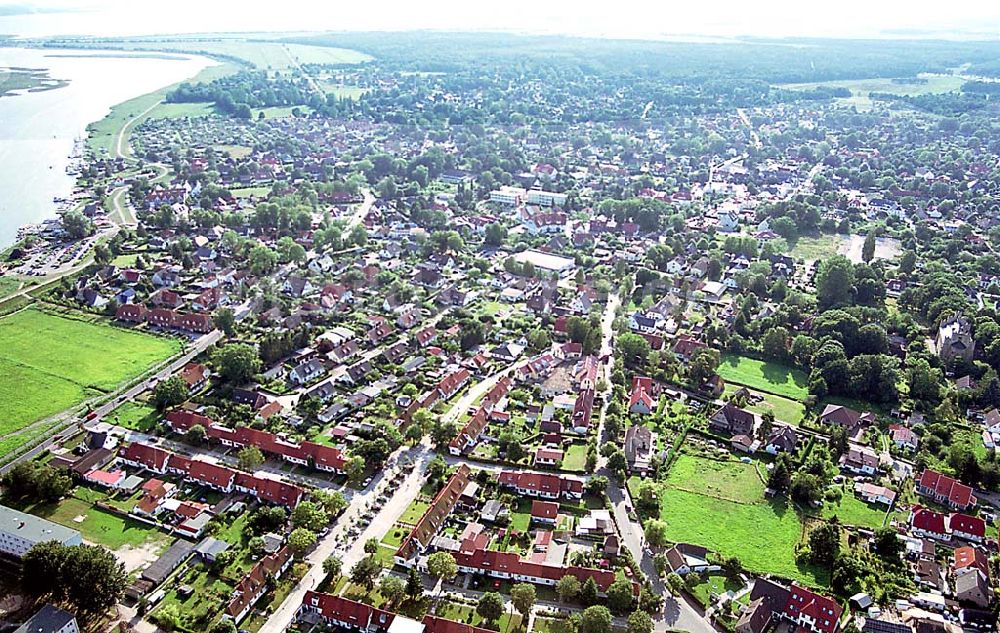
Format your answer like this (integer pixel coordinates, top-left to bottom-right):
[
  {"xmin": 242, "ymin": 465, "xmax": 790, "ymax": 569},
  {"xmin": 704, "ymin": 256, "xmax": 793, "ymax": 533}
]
[
  {"xmin": 709, "ymin": 403, "xmax": 755, "ymax": 436},
  {"xmin": 497, "ymin": 471, "xmax": 584, "ymax": 500},
  {"xmin": 781, "ymin": 584, "xmax": 843, "ymax": 633},
  {"xmin": 818, "ymin": 404, "xmax": 876, "ymax": 437},
  {"xmin": 289, "ymin": 359, "xmax": 326, "ymax": 386},
  {"xmin": 916, "ymin": 469, "xmax": 977, "ymax": 511},
  {"xmin": 624, "ymin": 425, "xmax": 656, "ymax": 473},
  {"xmin": 765, "ymin": 425, "xmax": 798, "ymax": 454},
  {"xmin": 628, "ymin": 376, "xmax": 656, "ymax": 415},
  {"xmin": 935, "ymin": 314, "xmax": 975, "ymax": 364},
  {"xmin": 395, "ymin": 465, "xmax": 472, "ymax": 564}
]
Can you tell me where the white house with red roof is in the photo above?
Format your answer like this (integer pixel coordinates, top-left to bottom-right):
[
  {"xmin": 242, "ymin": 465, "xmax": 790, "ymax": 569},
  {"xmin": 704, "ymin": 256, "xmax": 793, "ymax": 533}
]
[
  {"xmin": 628, "ymin": 376, "xmax": 655, "ymax": 415},
  {"xmin": 781, "ymin": 584, "xmax": 843, "ymax": 633},
  {"xmin": 910, "ymin": 507, "xmax": 951, "ymax": 541},
  {"xmin": 497, "ymin": 471, "xmax": 584, "ymax": 500}
]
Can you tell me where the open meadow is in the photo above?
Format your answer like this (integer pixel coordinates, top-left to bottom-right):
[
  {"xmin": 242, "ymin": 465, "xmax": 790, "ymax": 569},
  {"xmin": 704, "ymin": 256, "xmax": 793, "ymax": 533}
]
[
  {"xmin": 722, "ymin": 384, "xmax": 805, "ymax": 425},
  {"xmin": 0, "ymin": 308, "xmax": 179, "ymax": 447},
  {"xmin": 778, "ymin": 74, "xmax": 964, "ymax": 111},
  {"xmin": 112, "ymin": 40, "xmax": 373, "ymax": 70},
  {"xmin": 718, "ymin": 354, "xmax": 809, "ymax": 401},
  {"xmin": 640, "ymin": 454, "xmax": 829, "ymax": 587}
]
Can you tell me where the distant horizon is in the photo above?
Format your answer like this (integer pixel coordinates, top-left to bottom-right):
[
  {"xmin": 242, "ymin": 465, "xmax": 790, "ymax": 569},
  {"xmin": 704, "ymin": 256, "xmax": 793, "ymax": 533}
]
[{"xmin": 1, "ymin": 0, "xmax": 999, "ymax": 42}]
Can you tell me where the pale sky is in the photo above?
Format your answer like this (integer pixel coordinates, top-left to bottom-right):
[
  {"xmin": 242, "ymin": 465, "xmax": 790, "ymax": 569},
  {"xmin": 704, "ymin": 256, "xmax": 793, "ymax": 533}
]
[{"xmin": 1, "ymin": 0, "xmax": 1000, "ymax": 40}]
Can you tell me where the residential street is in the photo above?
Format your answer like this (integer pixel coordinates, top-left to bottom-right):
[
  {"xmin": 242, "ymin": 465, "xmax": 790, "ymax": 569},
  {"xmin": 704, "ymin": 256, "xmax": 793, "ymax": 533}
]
[{"xmin": 257, "ymin": 440, "xmax": 436, "ymax": 633}]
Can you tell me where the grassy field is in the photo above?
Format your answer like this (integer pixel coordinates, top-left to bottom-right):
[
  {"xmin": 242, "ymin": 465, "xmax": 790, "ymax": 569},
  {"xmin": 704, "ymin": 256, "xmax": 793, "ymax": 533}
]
[
  {"xmin": 646, "ymin": 454, "xmax": 828, "ymax": 587},
  {"xmin": 562, "ymin": 443, "xmax": 588, "ymax": 472},
  {"xmin": 0, "ymin": 276, "xmax": 21, "ymax": 297},
  {"xmin": 723, "ymin": 384, "xmax": 805, "ymax": 425},
  {"xmin": 689, "ymin": 573, "xmax": 744, "ymax": 607},
  {"xmin": 816, "ymin": 489, "xmax": 892, "ymax": 529},
  {"xmin": 0, "ymin": 308, "xmax": 179, "ymax": 439},
  {"xmin": 399, "ymin": 499, "xmax": 431, "ymax": 525},
  {"xmin": 147, "ymin": 102, "xmax": 217, "ymax": 119},
  {"xmin": 665, "ymin": 454, "xmax": 764, "ymax": 503},
  {"xmin": 23, "ymin": 494, "xmax": 172, "ymax": 550},
  {"xmin": 436, "ymin": 600, "xmax": 523, "ymax": 632},
  {"xmin": 112, "ymin": 40, "xmax": 372, "ymax": 70},
  {"xmin": 109, "ymin": 401, "xmax": 159, "ymax": 432},
  {"xmin": 87, "ymin": 61, "xmax": 240, "ymax": 156},
  {"xmin": 718, "ymin": 354, "xmax": 809, "ymax": 401},
  {"xmin": 111, "ymin": 253, "xmax": 139, "ymax": 267},
  {"xmin": 214, "ymin": 144, "xmax": 253, "ymax": 159},
  {"xmin": 323, "ymin": 84, "xmax": 368, "ymax": 99},
  {"xmin": 231, "ymin": 186, "xmax": 272, "ymax": 198},
  {"xmin": 786, "ymin": 234, "xmax": 844, "ymax": 262},
  {"xmin": 778, "ymin": 75, "xmax": 965, "ymax": 111}
]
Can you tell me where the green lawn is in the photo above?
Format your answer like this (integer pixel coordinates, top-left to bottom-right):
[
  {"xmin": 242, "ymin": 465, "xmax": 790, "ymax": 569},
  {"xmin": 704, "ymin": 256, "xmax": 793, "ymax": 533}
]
[
  {"xmin": 435, "ymin": 600, "xmax": 523, "ymax": 633},
  {"xmin": 148, "ymin": 101, "xmax": 217, "ymax": 119},
  {"xmin": 689, "ymin": 573, "xmax": 745, "ymax": 607},
  {"xmin": 718, "ymin": 354, "xmax": 809, "ymax": 401},
  {"xmin": 562, "ymin": 443, "xmax": 588, "ymax": 472},
  {"xmin": 723, "ymin": 384, "xmax": 805, "ymax": 425},
  {"xmin": 109, "ymin": 401, "xmax": 159, "ymax": 432},
  {"xmin": 0, "ymin": 308, "xmax": 179, "ymax": 444},
  {"xmin": 0, "ymin": 276, "xmax": 21, "ymax": 298},
  {"xmin": 111, "ymin": 253, "xmax": 138, "ymax": 267},
  {"xmin": 646, "ymin": 454, "xmax": 827, "ymax": 587},
  {"xmin": 22, "ymin": 494, "xmax": 172, "ymax": 550},
  {"xmin": 399, "ymin": 500, "xmax": 431, "ymax": 525},
  {"xmin": 665, "ymin": 454, "xmax": 764, "ymax": 504},
  {"xmin": 510, "ymin": 500, "xmax": 532, "ymax": 532},
  {"xmin": 533, "ymin": 618, "xmax": 574, "ymax": 633},
  {"xmin": 214, "ymin": 144, "xmax": 253, "ymax": 159},
  {"xmin": 785, "ymin": 234, "xmax": 845, "ymax": 262},
  {"xmin": 815, "ymin": 487, "xmax": 892, "ymax": 529},
  {"xmin": 778, "ymin": 75, "xmax": 965, "ymax": 111}
]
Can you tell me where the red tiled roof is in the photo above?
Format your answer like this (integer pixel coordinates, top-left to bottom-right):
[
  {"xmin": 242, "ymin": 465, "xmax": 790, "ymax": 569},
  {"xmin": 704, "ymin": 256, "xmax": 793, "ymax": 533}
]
[
  {"xmin": 396, "ymin": 465, "xmax": 472, "ymax": 560},
  {"xmin": 911, "ymin": 507, "xmax": 948, "ymax": 535},
  {"xmin": 950, "ymin": 513, "xmax": 986, "ymax": 538},
  {"xmin": 629, "ymin": 376, "xmax": 654, "ymax": 410},
  {"xmin": 782, "ymin": 585, "xmax": 842, "ymax": 633},
  {"xmin": 531, "ymin": 500, "xmax": 559, "ymax": 520},
  {"xmin": 302, "ymin": 591, "xmax": 395, "ymax": 628},
  {"xmin": 424, "ymin": 615, "xmax": 495, "ymax": 633},
  {"xmin": 166, "ymin": 409, "xmax": 213, "ymax": 433},
  {"xmin": 955, "ymin": 546, "xmax": 990, "ymax": 577},
  {"xmin": 119, "ymin": 442, "xmax": 171, "ymax": 472},
  {"xmin": 450, "ymin": 408, "xmax": 488, "ymax": 452},
  {"xmin": 227, "ymin": 546, "xmax": 292, "ymax": 618},
  {"xmin": 497, "ymin": 471, "xmax": 584, "ymax": 497},
  {"xmin": 918, "ymin": 469, "xmax": 976, "ymax": 508},
  {"xmin": 453, "ymin": 547, "xmax": 621, "ymax": 591},
  {"xmin": 187, "ymin": 459, "xmax": 236, "ymax": 489}
]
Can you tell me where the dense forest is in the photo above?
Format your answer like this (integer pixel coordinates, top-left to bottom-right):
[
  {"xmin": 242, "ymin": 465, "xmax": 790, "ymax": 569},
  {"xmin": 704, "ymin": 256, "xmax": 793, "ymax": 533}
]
[{"xmin": 284, "ymin": 32, "xmax": 1000, "ymax": 82}]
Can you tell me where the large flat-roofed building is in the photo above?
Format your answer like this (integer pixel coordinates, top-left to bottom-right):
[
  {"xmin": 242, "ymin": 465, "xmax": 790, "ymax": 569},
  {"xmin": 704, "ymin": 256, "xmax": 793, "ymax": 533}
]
[
  {"xmin": 489, "ymin": 186, "xmax": 526, "ymax": 206},
  {"xmin": 512, "ymin": 250, "xmax": 575, "ymax": 276},
  {"xmin": 0, "ymin": 504, "xmax": 82, "ymax": 558},
  {"xmin": 525, "ymin": 189, "xmax": 568, "ymax": 207}
]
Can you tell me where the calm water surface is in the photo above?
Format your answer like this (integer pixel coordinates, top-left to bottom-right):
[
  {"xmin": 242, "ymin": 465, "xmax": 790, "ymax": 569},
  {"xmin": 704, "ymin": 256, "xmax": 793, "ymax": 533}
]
[{"xmin": 0, "ymin": 48, "xmax": 212, "ymax": 247}]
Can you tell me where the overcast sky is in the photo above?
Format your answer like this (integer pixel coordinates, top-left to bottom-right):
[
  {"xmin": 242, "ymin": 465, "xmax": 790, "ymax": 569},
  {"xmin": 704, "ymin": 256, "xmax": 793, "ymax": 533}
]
[{"xmin": 2, "ymin": 0, "xmax": 1000, "ymax": 39}]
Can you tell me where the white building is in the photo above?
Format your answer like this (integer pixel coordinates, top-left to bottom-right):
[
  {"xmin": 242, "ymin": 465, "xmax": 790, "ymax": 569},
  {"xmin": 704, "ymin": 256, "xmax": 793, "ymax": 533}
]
[
  {"xmin": 0, "ymin": 504, "xmax": 82, "ymax": 558},
  {"xmin": 526, "ymin": 189, "xmax": 568, "ymax": 207},
  {"xmin": 490, "ymin": 186, "xmax": 526, "ymax": 206}
]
